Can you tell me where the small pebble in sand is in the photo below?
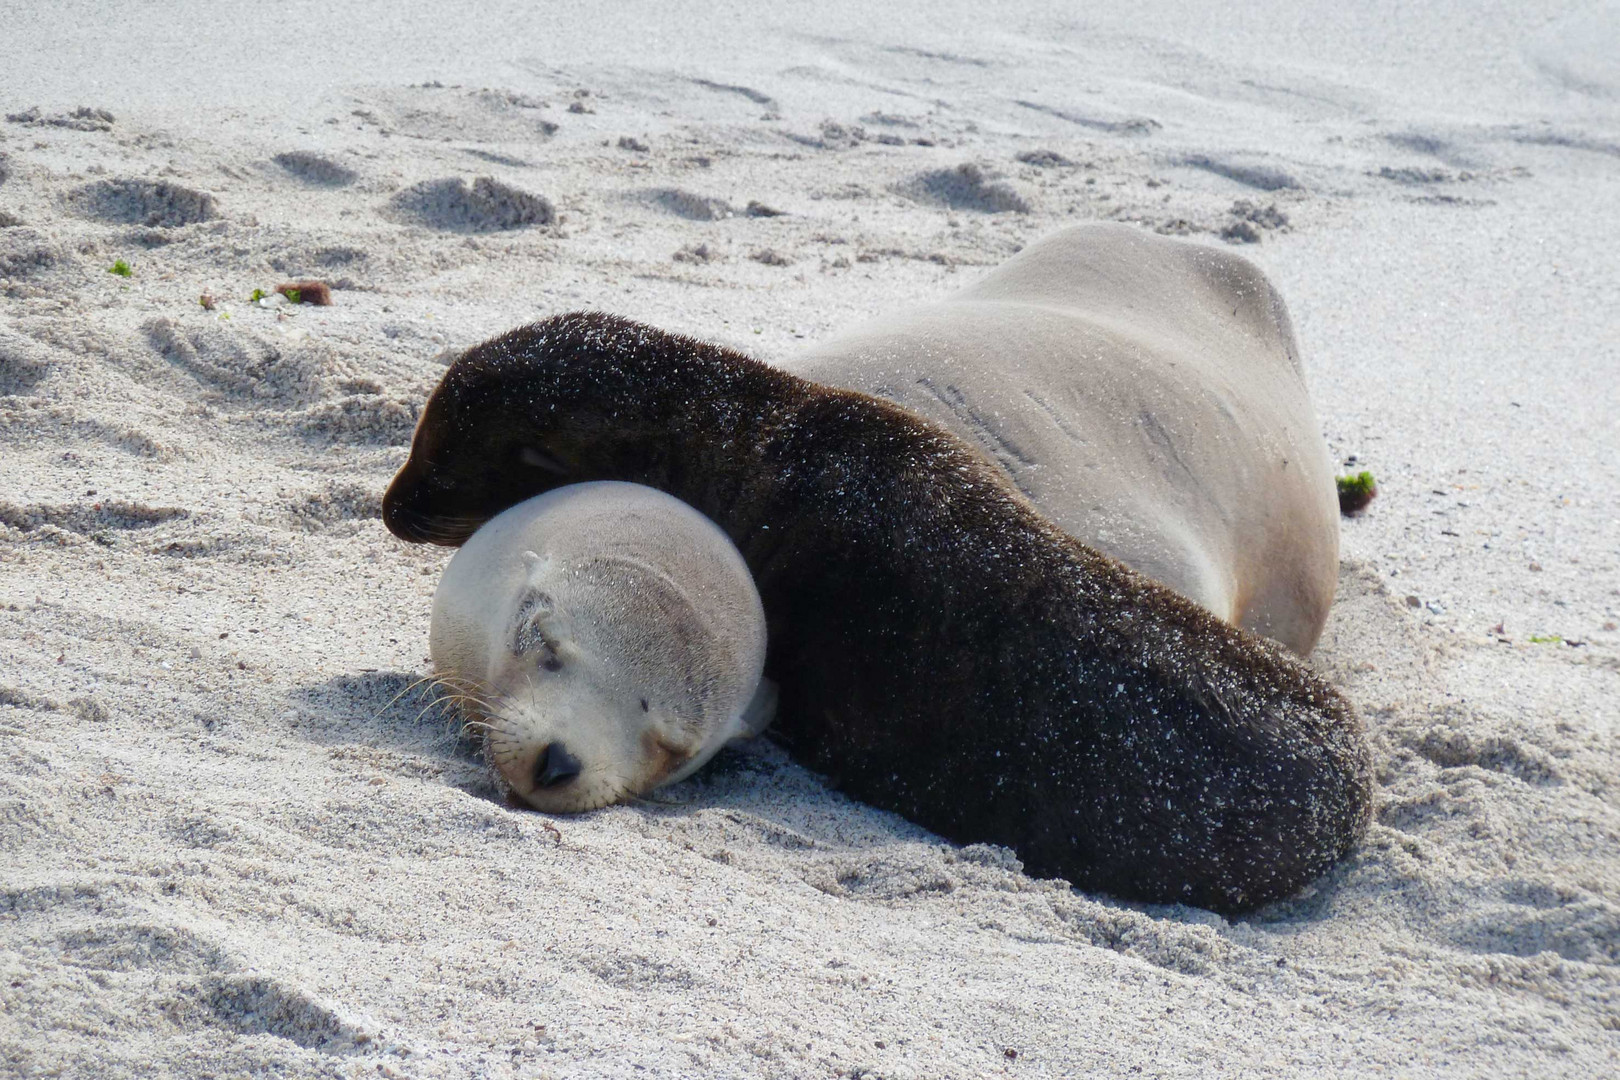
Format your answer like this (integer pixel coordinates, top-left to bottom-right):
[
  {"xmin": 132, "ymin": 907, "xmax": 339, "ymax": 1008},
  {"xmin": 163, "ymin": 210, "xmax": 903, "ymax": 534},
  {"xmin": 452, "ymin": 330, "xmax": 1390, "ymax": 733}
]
[
  {"xmin": 1220, "ymin": 220, "xmax": 1262, "ymax": 244},
  {"xmin": 276, "ymin": 280, "xmax": 333, "ymax": 306},
  {"xmin": 199, "ymin": 291, "xmax": 216, "ymax": 310},
  {"xmin": 1016, "ymin": 148, "xmax": 1074, "ymax": 168},
  {"xmin": 673, "ymin": 242, "xmax": 717, "ymax": 264}
]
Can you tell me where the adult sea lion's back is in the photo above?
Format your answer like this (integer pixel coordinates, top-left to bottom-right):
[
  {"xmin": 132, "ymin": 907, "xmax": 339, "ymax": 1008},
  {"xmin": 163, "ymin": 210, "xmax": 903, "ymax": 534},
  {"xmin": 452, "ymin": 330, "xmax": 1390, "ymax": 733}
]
[{"xmin": 786, "ymin": 223, "xmax": 1338, "ymax": 654}]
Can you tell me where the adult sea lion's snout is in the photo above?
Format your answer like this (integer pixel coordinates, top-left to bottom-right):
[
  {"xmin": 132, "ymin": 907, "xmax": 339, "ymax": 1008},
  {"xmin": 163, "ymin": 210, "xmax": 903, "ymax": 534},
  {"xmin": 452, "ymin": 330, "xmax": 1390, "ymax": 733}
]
[{"xmin": 382, "ymin": 467, "xmax": 489, "ymax": 547}]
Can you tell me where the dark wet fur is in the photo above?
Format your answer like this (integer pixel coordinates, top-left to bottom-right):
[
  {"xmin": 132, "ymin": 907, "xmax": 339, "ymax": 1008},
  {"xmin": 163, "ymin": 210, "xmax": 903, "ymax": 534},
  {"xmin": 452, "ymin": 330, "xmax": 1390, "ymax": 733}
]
[{"xmin": 384, "ymin": 312, "xmax": 1373, "ymax": 914}]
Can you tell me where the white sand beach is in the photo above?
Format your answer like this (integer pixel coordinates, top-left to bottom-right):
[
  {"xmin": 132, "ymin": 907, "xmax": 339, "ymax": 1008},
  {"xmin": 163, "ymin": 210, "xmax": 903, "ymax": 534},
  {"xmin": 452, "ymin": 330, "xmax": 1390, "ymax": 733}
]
[{"xmin": 2, "ymin": 2, "xmax": 1618, "ymax": 1076}]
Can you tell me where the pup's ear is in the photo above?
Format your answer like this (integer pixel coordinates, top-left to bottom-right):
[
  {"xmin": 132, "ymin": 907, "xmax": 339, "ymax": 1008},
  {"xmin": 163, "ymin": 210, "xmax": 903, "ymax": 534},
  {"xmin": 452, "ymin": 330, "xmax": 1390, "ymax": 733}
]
[{"xmin": 521, "ymin": 549, "xmax": 557, "ymax": 592}]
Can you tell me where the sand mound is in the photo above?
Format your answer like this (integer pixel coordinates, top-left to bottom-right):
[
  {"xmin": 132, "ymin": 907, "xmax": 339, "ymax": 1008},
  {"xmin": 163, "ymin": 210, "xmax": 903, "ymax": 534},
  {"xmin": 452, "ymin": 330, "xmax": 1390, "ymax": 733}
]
[
  {"xmin": 0, "ymin": 326, "xmax": 56, "ymax": 392},
  {"xmin": 5, "ymin": 105, "xmax": 114, "ymax": 131},
  {"xmin": 67, "ymin": 179, "xmax": 219, "ymax": 227},
  {"xmin": 387, "ymin": 176, "xmax": 554, "ymax": 232},
  {"xmin": 901, "ymin": 163, "xmax": 1031, "ymax": 212},
  {"xmin": 0, "ymin": 229, "xmax": 72, "ymax": 281},
  {"xmin": 1017, "ymin": 148, "xmax": 1077, "ymax": 168}
]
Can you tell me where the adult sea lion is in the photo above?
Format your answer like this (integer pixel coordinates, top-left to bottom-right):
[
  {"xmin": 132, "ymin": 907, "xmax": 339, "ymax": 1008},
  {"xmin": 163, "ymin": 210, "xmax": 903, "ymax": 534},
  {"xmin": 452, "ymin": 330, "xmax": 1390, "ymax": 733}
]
[
  {"xmin": 430, "ymin": 481, "xmax": 771, "ymax": 813},
  {"xmin": 783, "ymin": 223, "xmax": 1338, "ymax": 654},
  {"xmin": 383, "ymin": 236, "xmax": 1372, "ymax": 914}
]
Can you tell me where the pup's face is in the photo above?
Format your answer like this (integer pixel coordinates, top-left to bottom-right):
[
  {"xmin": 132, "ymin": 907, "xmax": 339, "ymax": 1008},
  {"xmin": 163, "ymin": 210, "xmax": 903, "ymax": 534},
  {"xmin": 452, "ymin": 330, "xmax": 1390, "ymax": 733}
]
[{"xmin": 456, "ymin": 555, "xmax": 743, "ymax": 814}]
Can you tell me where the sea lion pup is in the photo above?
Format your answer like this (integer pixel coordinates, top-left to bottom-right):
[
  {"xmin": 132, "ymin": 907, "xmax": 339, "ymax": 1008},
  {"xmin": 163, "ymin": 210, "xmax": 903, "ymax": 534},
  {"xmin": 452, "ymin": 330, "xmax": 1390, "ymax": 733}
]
[
  {"xmin": 383, "ymin": 316, "xmax": 1372, "ymax": 916},
  {"xmin": 429, "ymin": 481, "xmax": 771, "ymax": 813},
  {"xmin": 782, "ymin": 222, "xmax": 1339, "ymax": 655}
]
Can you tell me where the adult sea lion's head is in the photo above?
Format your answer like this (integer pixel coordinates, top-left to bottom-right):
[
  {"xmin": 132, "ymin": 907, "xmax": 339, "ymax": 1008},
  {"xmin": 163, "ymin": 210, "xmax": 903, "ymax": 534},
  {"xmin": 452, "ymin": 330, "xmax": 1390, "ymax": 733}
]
[{"xmin": 383, "ymin": 311, "xmax": 772, "ymax": 546}]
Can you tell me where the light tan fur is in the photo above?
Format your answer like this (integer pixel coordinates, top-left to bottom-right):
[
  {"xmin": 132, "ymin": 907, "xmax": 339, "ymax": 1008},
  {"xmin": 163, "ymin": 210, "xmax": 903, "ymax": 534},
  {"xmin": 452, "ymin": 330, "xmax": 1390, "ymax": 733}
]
[{"xmin": 782, "ymin": 222, "xmax": 1338, "ymax": 653}]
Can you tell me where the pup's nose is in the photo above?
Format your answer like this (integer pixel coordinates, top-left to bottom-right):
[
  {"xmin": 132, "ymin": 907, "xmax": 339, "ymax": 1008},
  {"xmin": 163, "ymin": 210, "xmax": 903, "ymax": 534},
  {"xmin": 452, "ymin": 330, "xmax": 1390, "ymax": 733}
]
[{"xmin": 534, "ymin": 743, "xmax": 582, "ymax": 789}]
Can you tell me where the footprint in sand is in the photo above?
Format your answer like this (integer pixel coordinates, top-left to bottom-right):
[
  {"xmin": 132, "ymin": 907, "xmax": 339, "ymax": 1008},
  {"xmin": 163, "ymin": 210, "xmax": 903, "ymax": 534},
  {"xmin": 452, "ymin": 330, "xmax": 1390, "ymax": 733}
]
[
  {"xmin": 900, "ymin": 163, "xmax": 1030, "ymax": 213},
  {"xmin": 346, "ymin": 86, "xmax": 559, "ymax": 142},
  {"xmin": 1179, "ymin": 153, "xmax": 1302, "ymax": 192},
  {"xmin": 0, "ymin": 499, "xmax": 190, "ymax": 543},
  {"xmin": 294, "ymin": 393, "xmax": 420, "ymax": 445},
  {"xmin": 272, "ymin": 151, "xmax": 358, "ymax": 187},
  {"xmin": 144, "ymin": 318, "xmax": 333, "ymax": 404},
  {"xmin": 648, "ymin": 188, "xmax": 736, "ymax": 221}
]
